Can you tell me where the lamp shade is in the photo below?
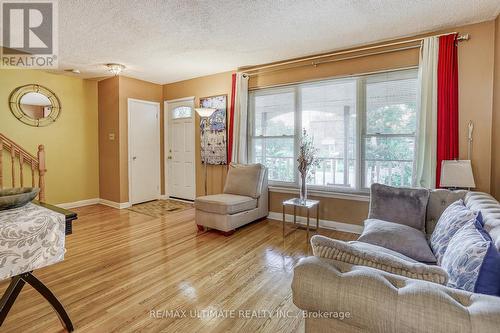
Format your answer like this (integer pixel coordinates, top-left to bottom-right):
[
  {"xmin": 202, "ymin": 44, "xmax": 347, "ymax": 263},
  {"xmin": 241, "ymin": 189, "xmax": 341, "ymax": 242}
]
[
  {"xmin": 195, "ymin": 108, "xmax": 216, "ymax": 118},
  {"xmin": 440, "ymin": 160, "xmax": 475, "ymax": 188}
]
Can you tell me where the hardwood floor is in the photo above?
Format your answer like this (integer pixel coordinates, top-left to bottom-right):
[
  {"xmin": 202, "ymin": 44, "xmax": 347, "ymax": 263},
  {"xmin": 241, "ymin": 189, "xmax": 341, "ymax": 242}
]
[{"xmin": 0, "ymin": 204, "xmax": 356, "ymax": 333}]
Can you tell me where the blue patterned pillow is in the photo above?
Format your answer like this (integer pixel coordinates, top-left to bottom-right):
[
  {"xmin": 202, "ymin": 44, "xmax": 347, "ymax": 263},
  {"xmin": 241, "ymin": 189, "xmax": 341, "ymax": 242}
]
[
  {"xmin": 473, "ymin": 214, "xmax": 500, "ymax": 296},
  {"xmin": 441, "ymin": 215, "xmax": 500, "ymax": 295},
  {"xmin": 430, "ymin": 200, "xmax": 477, "ymax": 264}
]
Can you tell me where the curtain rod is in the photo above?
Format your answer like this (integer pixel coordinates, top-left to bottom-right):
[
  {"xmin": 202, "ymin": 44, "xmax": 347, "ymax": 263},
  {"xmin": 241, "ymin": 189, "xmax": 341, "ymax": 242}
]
[
  {"xmin": 242, "ymin": 32, "xmax": 469, "ymax": 75},
  {"xmin": 248, "ymin": 65, "xmax": 419, "ymax": 91},
  {"xmin": 248, "ymin": 44, "xmax": 421, "ymax": 77}
]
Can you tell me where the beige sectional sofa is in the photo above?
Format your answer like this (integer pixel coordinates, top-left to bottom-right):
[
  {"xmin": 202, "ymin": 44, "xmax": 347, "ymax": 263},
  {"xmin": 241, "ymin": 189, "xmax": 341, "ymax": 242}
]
[{"xmin": 292, "ymin": 191, "xmax": 500, "ymax": 332}]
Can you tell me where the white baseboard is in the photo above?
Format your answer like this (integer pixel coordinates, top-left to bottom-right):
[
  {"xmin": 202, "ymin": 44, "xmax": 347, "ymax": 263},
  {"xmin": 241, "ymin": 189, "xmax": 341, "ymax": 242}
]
[
  {"xmin": 56, "ymin": 198, "xmax": 131, "ymax": 209},
  {"xmin": 99, "ymin": 199, "xmax": 131, "ymax": 209},
  {"xmin": 56, "ymin": 198, "xmax": 100, "ymax": 209},
  {"xmin": 268, "ymin": 211, "xmax": 363, "ymax": 234}
]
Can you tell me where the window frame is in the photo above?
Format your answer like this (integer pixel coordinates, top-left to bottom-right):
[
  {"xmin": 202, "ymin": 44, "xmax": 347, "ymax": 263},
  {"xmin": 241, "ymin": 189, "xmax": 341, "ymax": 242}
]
[
  {"xmin": 248, "ymin": 86, "xmax": 298, "ymax": 186},
  {"xmin": 171, "ymin": 106, "xmax": 193, "ymax": 119},
  {"xmin": 248, "ymin": 68, "xmax": 419, "ymax": 194},
  {"xmin": 360, "ymin": 71, "xmax": 418, "ymax": 189}
]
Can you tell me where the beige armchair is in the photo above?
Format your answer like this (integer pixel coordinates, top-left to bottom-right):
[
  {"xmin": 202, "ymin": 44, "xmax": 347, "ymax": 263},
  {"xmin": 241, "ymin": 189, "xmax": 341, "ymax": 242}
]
[{"xmin": 194, "ymin": 163, "xmax": 268, "ymax": 235}]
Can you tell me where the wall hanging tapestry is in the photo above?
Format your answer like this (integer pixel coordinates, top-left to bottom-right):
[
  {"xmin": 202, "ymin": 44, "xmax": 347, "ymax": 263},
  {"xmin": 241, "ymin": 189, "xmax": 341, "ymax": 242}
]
[{"xmin": 200, "ymin": 95, "xmax": 227, "ymax": 165}]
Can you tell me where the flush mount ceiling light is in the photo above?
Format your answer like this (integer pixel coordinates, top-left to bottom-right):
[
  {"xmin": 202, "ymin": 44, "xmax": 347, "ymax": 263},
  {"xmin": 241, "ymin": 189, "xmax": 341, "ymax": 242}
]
[{"xmin": 106, "ymin": 63, "xmax": 125, "ymax": 76}]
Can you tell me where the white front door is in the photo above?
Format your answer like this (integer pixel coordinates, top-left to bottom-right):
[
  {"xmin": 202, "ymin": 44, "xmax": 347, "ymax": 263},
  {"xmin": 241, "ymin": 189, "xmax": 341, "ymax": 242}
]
[
  {"xmin": 128, "ymin": 99, "xmax": 160, "ymax": 205},
  {"xmin": 165, "ymin": 97, "xmax": 195, "ymax": 200}
]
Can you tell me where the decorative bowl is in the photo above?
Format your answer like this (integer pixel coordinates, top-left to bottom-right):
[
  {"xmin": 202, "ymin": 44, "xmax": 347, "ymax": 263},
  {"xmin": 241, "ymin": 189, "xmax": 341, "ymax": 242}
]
[{"xmin": 0, "ymin": 187, "xmax": 40, "ymax": 211}]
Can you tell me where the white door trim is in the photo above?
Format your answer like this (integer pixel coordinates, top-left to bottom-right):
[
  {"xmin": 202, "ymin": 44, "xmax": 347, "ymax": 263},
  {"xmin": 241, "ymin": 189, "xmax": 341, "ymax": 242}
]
[
  {"xmin": 128, "ymin": 98, "xmax": 161, "ymax": 205},
  {"xmin": 164, "ymin": 97, "xmax": 196, "ymax": 199}
]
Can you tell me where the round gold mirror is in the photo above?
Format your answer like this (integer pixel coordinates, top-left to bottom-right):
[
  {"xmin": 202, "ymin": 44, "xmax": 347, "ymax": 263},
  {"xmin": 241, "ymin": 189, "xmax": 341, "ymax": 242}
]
[{"xmin": 9, "ymin": 84, "xmax": 61, "ymax": 127}]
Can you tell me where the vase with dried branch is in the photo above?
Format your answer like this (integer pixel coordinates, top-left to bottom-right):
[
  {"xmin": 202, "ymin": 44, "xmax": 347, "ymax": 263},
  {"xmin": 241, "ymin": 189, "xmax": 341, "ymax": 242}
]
[{"xmin": 297, "ymin": 129, "xmax": 319, "ymax": 203}]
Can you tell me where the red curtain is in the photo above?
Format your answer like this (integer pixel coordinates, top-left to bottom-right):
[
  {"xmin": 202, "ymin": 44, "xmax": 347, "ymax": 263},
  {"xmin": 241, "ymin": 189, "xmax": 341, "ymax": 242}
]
[
  {"xmin": 436, "ymin": 34, "xmax": 459, "ymax": 187},
  {"xmin": 227, "ymin": 73, "xmax": 237, "ymax": 166}
]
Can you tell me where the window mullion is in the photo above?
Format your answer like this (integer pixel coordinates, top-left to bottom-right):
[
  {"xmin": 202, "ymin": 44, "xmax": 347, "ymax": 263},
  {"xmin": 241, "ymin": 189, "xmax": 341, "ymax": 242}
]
[
  {"xmin": 294, "ymin": 86, "xmax": 301, "ymax": 186},
  {"xmin": 356, "ymin": 78, "xmax": 365, "ymax": 191},
  {"xmin": 248, "ymin": 94, "xmax": 254, "ymax": 163}
]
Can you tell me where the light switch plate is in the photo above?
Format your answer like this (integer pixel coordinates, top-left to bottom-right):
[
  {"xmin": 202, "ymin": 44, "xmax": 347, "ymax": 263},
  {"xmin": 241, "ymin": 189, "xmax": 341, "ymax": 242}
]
[{"xmin": 108, "ymin": 133, "xmax": 115, "ymax": 140}]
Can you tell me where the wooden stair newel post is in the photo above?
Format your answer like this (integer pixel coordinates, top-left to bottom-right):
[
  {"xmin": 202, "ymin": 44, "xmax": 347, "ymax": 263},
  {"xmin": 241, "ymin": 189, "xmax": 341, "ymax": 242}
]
[{"xmin": 38, "ymin": 145, "xmax": 46, "ymax": 202}]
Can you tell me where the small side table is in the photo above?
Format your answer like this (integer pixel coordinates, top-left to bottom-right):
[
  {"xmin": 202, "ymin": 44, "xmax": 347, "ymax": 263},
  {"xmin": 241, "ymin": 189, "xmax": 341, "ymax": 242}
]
[{"xmin": 282, "ymin": 198, "xmax": 320, "ymax": 241}]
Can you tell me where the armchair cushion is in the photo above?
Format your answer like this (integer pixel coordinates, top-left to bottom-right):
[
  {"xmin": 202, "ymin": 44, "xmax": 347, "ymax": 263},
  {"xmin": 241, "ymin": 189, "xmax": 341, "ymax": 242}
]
[
  {"xmin": 369, "ymin": 183, "xmax": 429, "ymax": 231},
  {"xmin": 223, "ymin": 163, "xmax": 263, "ymax": 198},
  {"xmin": 311, "ymin": 235, "xmax": 448, "ymax": 284},
  {"xmin": 194, "ymin": 194, "xmax": 257, "ymax": 215},
  {"xmin": 359, "ymin": 219, "xmax": 437, "ymax": 263}
]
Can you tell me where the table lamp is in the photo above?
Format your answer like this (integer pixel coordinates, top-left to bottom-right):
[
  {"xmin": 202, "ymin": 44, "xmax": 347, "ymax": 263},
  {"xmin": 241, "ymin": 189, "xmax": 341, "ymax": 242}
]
[{"xmin": 440, "ymin": 160, "xmax": 475, "ymax": 190}]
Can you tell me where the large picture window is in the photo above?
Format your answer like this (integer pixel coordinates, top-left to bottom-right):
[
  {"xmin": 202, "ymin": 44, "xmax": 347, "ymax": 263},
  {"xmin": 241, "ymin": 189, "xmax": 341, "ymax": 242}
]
[{"xmin": 248, "ymin": 69, "xmax": 418, "ymax": 193}]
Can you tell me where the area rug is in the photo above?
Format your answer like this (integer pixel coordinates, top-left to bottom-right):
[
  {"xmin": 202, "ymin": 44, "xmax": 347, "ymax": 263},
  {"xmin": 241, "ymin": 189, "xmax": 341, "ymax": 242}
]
[{"xmin": 128, "ymin": 199, "xmax": 193, "ymax": 217}]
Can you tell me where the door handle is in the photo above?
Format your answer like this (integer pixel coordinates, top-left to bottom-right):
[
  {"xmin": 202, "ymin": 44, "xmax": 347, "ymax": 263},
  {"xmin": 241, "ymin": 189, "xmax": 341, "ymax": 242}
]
[
  {"xmin": 132, "ymin": 156, "xmax": 137, "ymax": 160},
  {"xmin": 168, "ymin": 156, "xmax": 172, "ymax": 160}
]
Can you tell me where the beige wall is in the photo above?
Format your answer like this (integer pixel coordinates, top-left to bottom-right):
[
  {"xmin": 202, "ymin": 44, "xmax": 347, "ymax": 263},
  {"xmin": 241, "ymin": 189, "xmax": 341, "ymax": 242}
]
[
  {"xmin": 163, "ymin": 72, "xmax": 233, "ymax": 197},
  {"xmin": 98, "ymin": 76, "xmax": 120, "ymax": 202},
  {"xmin": 271, "ymin": 192, "xmax": 369, "ymax": 226},
  {"xmin": 250, "ymin": 20, "xmax": 496, "ymax": 194},
  {"xmin": 94, "ymin": 19, "xmax": 499, "ymax": 223},
  {"xmin": 1, "ymin": 69, "xmax": 99, "ymax": 204},
  {"xmin": 118, "ymin": 76, "xmax": 163, "ymax": 202},
  {"xmin": 98, "ymin": 76, "xmax": 163, "ymax": 203},
  {"xmin": 160, "ymin": 20, "xmax": 498, "ymax": 225},
  {"xmin": 457, "ymin": 21, "xmax": 495, "ymax": 194},
  {"xmin": 492, "ymin": 15, "xmax": 500, "ymax": 200}
]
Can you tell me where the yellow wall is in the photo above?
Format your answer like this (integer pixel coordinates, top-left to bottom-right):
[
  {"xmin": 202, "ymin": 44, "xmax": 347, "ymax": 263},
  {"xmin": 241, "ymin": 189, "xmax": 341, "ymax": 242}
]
[
  {"xmin": 163, "ymin": 71, "xmax": 233, "ymax": 197},
  {"xmin": 0, "ymin": 69, "xmax": 99, "ymax": 204}
]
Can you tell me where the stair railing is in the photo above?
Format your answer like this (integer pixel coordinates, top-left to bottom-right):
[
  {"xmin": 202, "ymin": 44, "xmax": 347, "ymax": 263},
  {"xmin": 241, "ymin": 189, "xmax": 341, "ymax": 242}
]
[{"xmin": 0, "ymin": 133, "xmax": 46, "ymax": 202}]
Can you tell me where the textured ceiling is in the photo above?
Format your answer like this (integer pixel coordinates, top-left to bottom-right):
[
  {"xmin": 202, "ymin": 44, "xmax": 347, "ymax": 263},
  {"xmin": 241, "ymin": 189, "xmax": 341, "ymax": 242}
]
[{"xmin": 57, "ymin": 0, "xmax": 500, "ymax": 84}]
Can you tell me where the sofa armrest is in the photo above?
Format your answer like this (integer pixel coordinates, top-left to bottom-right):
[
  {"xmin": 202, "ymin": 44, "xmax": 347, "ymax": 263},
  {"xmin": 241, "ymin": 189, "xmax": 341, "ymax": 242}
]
[{"xmin": 292, "ymin": 256, "xmax": 500, "ymax": 333}]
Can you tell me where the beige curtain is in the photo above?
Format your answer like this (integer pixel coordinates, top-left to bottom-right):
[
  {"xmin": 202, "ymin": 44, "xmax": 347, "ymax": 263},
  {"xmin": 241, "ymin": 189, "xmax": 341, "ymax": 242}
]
[
  {"xmin": 231, "ymin": 73, "xmax": 249, "ymax": 164},
  {"xmin": 414, "ymin": 37, "xmax": 438, "ymax": 188}
]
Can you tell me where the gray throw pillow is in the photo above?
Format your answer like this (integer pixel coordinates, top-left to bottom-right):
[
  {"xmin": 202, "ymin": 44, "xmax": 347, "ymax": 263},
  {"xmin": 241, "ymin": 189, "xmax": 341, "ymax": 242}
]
[
  {"xmin": 358, "ymin": 219, "xmax": 437, "ymax": 263},
  {"xmin": 369, "ymin": 183, "xmax": 429, "ymax": 231}
]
